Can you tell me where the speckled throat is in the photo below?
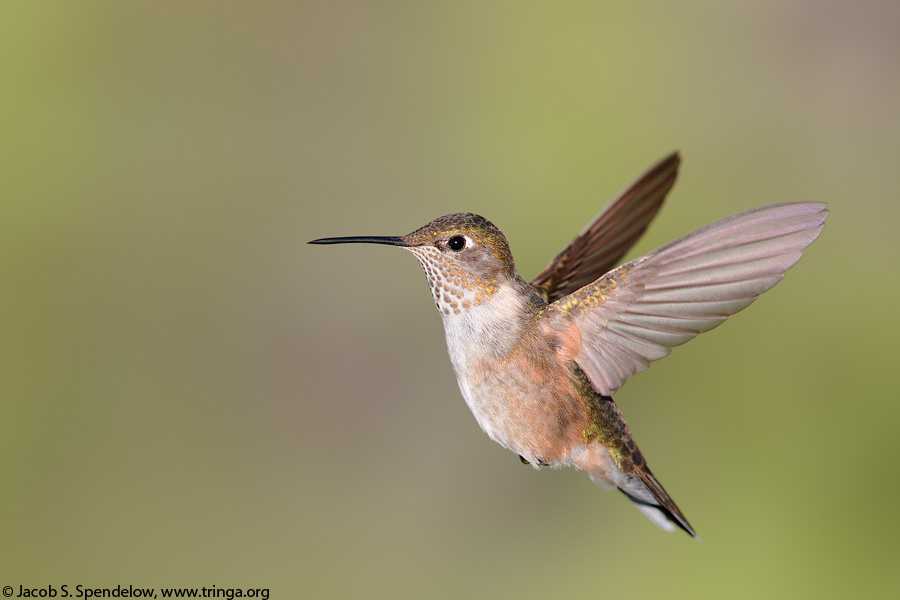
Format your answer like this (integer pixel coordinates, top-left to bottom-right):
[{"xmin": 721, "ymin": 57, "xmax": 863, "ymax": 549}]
[{"xmin": 406, "ymin": 245, "xmax": 501, "ymax": 316}]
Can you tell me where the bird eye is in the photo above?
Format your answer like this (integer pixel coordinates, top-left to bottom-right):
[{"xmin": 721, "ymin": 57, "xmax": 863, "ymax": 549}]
[{"xmin": 448, "ymin": 236, "xmax": 466, "ymax": 252}]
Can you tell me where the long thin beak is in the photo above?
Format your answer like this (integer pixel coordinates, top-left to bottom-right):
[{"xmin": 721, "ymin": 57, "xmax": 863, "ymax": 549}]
[{"xmin": 307, "ymin": 235, "xmax": 408, "ymax": 247}]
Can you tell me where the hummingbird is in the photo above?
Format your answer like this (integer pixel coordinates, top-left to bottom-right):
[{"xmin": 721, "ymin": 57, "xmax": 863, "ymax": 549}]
[{"xmin": 309, "ymin": 153, "xmax": 828, "ymax": 538}]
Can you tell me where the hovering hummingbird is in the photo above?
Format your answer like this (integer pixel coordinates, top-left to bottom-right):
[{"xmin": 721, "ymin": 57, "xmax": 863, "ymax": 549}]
[{"xmin": 309, "ymin": 153, "xmax": 827, "ymax": 538}]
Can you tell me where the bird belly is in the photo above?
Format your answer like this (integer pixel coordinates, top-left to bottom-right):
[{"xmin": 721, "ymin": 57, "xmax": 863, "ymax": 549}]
[
  {"xmin": 438, "ymin": 293, "xmax": 589, "ymax": 466},
  {"xmin": 451, "ymin": 354, "xmax": 588, "ymax": 467}
]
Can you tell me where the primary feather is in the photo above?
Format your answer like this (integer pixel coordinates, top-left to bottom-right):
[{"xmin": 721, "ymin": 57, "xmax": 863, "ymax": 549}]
[
  {"xmin": 531, "ymin": 153, "xmax": 680, "ymax": 303},
  {"xmin": 541, "ymin": 202, "xmax": 829, "ymax": 396}
]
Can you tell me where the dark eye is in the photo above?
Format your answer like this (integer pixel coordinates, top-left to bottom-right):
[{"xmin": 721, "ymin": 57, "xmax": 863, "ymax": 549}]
[{"xmin": 448, "ymin": 236, "xmax": 466, "ymax": 252}]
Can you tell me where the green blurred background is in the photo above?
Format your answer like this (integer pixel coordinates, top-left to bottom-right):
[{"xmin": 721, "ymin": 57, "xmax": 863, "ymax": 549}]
[{"xmin": 2, "ymin": 1, "xmax": 898, "ymax": 597}]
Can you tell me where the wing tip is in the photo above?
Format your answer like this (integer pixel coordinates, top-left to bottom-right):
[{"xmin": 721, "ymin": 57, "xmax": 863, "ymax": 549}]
[
  {"xmin": 663, "ymin": 150, "xmax": 681, "ymax": 168},
  {"xmin": 529, "ymin": 151, "xmax": 684, "ymax": 303}
]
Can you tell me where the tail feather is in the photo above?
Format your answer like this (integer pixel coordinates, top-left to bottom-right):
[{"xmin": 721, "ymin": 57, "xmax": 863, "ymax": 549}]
[
  {"xmin": 621, "ymin": 468, "xmax": 698, "ymax": 539},
  {"xmin": 627, "ymin": 495, "xmax": 676, "ymax": 533},
  {"xmin": 572, "ymin": 441, "xmax": 699, "ymax": 539}
]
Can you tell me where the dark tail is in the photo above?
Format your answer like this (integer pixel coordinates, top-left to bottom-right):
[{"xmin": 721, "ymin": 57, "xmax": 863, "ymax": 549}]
[{"xmin": 618, "ymin": 467, "xmax": 698, "ymax": 539}]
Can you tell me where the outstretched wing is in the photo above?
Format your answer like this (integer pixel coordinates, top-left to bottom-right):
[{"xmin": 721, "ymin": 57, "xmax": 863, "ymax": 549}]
[
  {"xmin": 540, "ymin": 202, "xmax": 828, "ymax": 397},
  {"xmin": 530, "ymin": 153, "xmax": 681, "ymax": 303}
]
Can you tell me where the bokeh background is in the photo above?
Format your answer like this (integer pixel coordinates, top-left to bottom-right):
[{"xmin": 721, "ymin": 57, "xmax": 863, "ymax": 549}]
[{"xmin": 2, "ymin": 1, "xmax": 898, "ymax": 598}]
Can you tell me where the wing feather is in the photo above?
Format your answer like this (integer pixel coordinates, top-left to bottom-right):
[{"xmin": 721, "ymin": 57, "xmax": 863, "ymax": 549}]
[
  {"xmin": 530, "ymin": 153, "xmax": 680, "ymax": 303},
  {"xmin": 540, "ymin": 202, "xmax": 828, "ymax": 396}
]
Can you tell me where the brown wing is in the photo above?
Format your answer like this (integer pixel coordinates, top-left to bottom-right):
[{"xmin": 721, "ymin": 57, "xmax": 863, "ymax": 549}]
[{"xmin": 530, "ymin": 153, "xmax": 681, "ymax": 303}]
